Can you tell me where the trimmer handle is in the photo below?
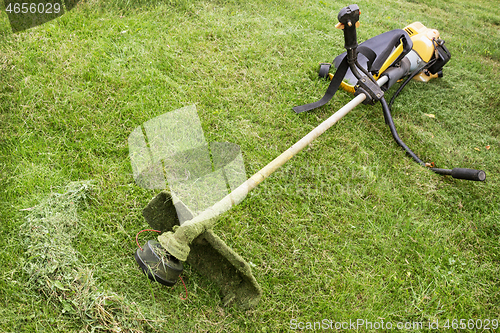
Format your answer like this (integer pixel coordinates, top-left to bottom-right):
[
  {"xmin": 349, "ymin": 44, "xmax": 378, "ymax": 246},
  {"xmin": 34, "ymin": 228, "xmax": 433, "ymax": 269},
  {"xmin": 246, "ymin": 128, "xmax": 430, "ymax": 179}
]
[
  {"xmin": 430, "ymin": 167, "xmax": 486, "ymax": 181},
  {"xmin": 337, "ymin": 4, "xmax": 360, "ymax": 51},
  {"xmin": 450, "ymin": 168, "xmax": 486, "ymax": 181}
]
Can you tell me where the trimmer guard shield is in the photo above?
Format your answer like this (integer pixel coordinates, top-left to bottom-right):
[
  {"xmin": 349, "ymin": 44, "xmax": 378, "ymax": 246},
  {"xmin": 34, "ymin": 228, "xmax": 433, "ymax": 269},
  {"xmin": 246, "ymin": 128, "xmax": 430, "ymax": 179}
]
[{"xmin": 142, "ymin": 191, "xmax": 262, "ymax": 309}]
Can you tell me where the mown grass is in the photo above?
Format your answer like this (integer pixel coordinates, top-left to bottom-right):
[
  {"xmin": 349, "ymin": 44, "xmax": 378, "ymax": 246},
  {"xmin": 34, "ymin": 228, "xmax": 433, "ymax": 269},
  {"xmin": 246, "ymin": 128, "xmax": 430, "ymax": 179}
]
[{"xmin": 0, "ymin": 0, "xmax": 499, "ymax": 331}]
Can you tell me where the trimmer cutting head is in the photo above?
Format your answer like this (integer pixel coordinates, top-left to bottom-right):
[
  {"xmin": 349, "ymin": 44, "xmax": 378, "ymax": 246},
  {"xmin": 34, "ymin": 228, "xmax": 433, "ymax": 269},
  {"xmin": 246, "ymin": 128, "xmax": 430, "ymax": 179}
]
[
  {"xmin": 138, "ymin": 191, "xmax": 262, "ymax": 309},
  {"xmin": 135, "ymin": 239, "xmax": 183, "ymax": 286}
]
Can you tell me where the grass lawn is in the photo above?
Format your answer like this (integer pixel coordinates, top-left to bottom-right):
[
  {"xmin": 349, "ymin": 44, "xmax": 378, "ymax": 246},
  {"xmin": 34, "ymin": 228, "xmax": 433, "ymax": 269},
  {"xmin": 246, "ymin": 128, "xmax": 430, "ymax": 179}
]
[{"xmin": 1, "ymin": 0, "xmax": 499, "ymax": 331}]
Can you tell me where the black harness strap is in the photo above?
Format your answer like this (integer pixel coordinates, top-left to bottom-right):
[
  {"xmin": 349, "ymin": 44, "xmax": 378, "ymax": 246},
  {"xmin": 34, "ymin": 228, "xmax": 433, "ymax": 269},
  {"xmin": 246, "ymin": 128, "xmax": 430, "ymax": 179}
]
[
  {"xmin": 292, "ymin": 46, "xmax": 376, "ymax": 114},
  {"xmin": 292, "ymin": 56, "xmax": 348, "ymax": 114},
  {"xmin": 357, "ymin": 45, "xmax": 377, "ymax": 73}
]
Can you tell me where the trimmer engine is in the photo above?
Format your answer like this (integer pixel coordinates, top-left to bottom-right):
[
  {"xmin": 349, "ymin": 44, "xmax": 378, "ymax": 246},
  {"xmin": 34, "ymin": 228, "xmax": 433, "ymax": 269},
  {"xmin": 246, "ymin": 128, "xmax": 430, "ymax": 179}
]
[
  {"xmin": 294, "ymin": 4, "xmax": 485, "ymax": 182},
  {"xmin": 404, "ymin": 22, "xmax": 451, "ymax": 82},
  {"xmin": 330, "ymin": 21, "xmax": 451, "ymax": 94}
]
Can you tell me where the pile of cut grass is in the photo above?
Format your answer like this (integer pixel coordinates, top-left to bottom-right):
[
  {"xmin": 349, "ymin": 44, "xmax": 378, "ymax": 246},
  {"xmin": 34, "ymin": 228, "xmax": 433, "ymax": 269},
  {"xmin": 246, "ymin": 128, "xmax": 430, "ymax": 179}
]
[{"xmin": 19, "ymin": 181, "xmax": 146, "ymax": 332}]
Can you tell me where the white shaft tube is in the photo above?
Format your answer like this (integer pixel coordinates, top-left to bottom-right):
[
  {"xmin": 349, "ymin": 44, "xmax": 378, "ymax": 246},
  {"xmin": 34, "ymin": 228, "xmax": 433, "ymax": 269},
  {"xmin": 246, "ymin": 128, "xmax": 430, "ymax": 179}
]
[{"xmin": 160, "ymin": 76, "xmax": 388, "ymax": 261}]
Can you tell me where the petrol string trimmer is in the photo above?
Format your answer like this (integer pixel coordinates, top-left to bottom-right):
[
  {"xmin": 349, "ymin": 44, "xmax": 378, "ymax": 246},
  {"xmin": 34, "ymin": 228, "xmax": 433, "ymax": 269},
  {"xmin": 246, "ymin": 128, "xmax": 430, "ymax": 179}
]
[
  {"xmin": 133, "ymin": 4, "xmax": 486, "ymax": 309},
  {"xmin": 294, "ymin": 4, "xmax": 486, "ymax": 181}
]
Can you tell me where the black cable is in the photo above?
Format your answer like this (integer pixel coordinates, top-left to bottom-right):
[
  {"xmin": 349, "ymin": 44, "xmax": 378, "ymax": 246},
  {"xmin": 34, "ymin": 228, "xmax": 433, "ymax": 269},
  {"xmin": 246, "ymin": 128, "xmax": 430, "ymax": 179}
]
[
  {"xmin": 380, "ymin": 97, "xmax": 425, "ymax": 166},
  {"xmin": 388, "ymin": 49, "xmax": 438, "ymax": 109},
  {"xmin": 379, "ymin": 54, "xmax": 486, "ymax": 180},
  {"xmin": 346, "ymin": 49, "xmax": 363, "ymax": 80},
  {"xmin": 389, "ymin": 62, "xmax": 437, "ymax": 110},
  {"xmin": 380, "ymin": 52, "xmax": 438, "ymax": 166}
]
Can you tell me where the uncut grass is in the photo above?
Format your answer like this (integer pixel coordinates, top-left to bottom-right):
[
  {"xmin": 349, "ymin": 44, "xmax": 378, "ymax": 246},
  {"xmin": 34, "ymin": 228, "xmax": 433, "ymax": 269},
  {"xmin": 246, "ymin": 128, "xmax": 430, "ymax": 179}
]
[{"xmin": 1, "ymin": 0, "xmax": 499, "ymax": 331}]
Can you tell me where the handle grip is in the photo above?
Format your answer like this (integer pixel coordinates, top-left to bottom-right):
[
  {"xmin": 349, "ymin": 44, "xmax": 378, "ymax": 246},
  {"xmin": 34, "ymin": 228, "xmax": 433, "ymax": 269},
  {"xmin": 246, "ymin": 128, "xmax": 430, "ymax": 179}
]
[
  {"xmin": 337, "ymin": 4, "xmax": 360, "ymax": 50},
  {"xmin": 451, "ymin": 168, "xmax": 486, "ymax": 181},
  {"xmin": 430, "ymin": 167, "xmax": 486, "ymax": 181}
]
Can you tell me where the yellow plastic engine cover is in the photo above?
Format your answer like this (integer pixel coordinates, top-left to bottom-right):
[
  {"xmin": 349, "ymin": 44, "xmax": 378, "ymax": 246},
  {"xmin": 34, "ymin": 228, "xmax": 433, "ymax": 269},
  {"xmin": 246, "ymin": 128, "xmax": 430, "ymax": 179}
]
[{"xmin": 403, "ymin": 22, "xmax": 440, "ymax": 63}]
